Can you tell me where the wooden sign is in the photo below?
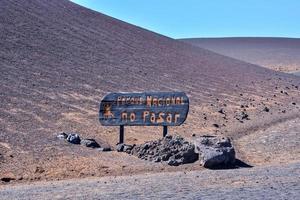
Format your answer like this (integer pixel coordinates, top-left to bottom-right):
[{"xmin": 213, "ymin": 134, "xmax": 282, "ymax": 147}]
[{"xmin": 99, "ymin": 92, "xmax": 189, "ymax": 126}]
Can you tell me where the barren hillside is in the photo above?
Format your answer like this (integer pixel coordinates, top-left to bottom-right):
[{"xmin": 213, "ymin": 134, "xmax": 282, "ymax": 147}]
[
  {"xmin": 181, "ymin": 37, "xmax": 300, "ymax": 72},
  {"xmin": 0, "ymin": 0, "xmax": 299, "ymax": 182}
]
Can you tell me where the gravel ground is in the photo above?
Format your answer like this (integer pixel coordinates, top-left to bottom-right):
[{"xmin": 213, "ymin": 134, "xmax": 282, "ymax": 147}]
[
  {"xmin": 235, "ymin": 118, "xmax": 300, "ymax": 165},
  {"xmin": 1, "ymin": 162, "xmax": 299, "ymax": 200},
  {"xmin": 293, "ymin": 71, "xmax": 300, "ymax": 76}
]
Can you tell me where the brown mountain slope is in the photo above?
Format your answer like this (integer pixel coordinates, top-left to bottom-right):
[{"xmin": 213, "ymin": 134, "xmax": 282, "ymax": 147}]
[
  {"xmin": 180, "ymin": 37, "xmax": 300, "ymax": 72},
  {"xmin": 0, "ymin": 0, "xmax": 299, "ymax": 182}
]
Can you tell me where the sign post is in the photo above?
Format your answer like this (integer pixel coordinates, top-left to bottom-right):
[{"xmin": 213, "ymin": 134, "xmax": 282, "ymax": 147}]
[
  {"xmin": 119, "ymin": 125, "xmax": 124, "ymax": 144},
  {"xmin": 163, "ymin": 126, "xmax": 168, "ymax": 137},
  {"xmin": 99, "ymin": 92, "xmax": 189, "ymax": 144}
]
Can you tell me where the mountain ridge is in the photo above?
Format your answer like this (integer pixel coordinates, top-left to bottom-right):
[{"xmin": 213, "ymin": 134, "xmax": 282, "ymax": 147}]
[{"xmin": 180, "ymin": 37, "xmax": 300, "ymax": 72}]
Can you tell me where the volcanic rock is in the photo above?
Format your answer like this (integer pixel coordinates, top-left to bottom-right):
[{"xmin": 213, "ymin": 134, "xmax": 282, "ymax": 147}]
[
  {"xmin": 127, "ymin": 135, "xmax": 198, "ymax": 166},
  {"xmin": 56, "ymin": 132, "xmax": 68, "ymax": 139},
  {"xmin": 116, "ymin": 144, "xmax": 134, "ymax": 153},
  {"xmin": 193, "ymin": 135, "xmax": 235, "ymax": 168},
  {"xmin": 81, "ymin": 139, "xmax": 100, "ymax": 148},
  {"xmin": 1, "ymin": 177, "xmax": 15, "ymax": 183},
  {"xmin": 218, "ymin": 108, "xmax": 225, "ymax": 114},
  {"xmin": 67, "ymin": 133, "xmax": 81, "ymax": 144},
  {"xmin": 213, "ymin": 124, "xmax": 220, "ymax": 128},
  {"xmin": 97, "ymin": 147, "xmax": 112, "ymax": 152},
  {"xmin": 235, "ymin": 111, "xmax": 250, "ymax": 122}
]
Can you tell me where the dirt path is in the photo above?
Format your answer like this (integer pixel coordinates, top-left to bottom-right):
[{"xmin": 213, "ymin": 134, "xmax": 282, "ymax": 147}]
[
  {"xmin": 234, "ymin": 117, "xmax": 300, "ymax": 166},
  {"xmin": 0, "ymin": 162, "xmax": 299, "ymax": 200}
]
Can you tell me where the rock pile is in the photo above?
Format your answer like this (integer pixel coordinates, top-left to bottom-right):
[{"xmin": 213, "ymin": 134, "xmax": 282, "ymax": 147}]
[
  {"xmin": 193, "ymin": 135, "xmax": 235, "ymax": 168},
  {"xmin": 56, "ymin": 132, "xmax": 111, "ymax": 151},
  {"xmin": 120, "ymin": 135, "xmax": 198, "ymax": 166},
  {"xmin": 235, "ymin": 111, "xmax": 250, "ymax": 122},
  {"xmin": 117, "ymin": 135, "xmax": 236, "ymax": 168}
]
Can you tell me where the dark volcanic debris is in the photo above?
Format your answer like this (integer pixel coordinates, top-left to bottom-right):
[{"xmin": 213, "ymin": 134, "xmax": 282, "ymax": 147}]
[{"xmin": 122, "ymin": 135, "xmax": 199, "ymax": 166}]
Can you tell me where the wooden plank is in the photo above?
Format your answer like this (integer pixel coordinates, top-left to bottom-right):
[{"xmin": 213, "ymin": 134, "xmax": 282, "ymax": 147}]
[{"xmin": 99, "ymin": 92, "xmax": 189, "ymax": 126}]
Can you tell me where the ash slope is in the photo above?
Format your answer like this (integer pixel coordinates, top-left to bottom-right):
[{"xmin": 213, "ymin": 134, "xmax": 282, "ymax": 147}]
[
  {"xmin": 0, "ymin": 0, "xmax": 300, "ymax": 182},
  {"xmin": 180, "ymin": 37, "xmax": 300, "ymax": 72}
]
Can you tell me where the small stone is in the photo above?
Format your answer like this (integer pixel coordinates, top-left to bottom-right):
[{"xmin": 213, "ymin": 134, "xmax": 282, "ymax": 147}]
[
  {"xmin": 263, "ymin": 107, "xmax": 270, "ymax": 112},
  {"xmin": 154, "ymin": 157, "xmax": 161, "ymax": 162},
  {"xmin": 213, "ymin": 124, "xmax": 219, "ymax": 128},
  {"xmin": 167, "ymin": 158, "xmax": 179, "ymax": 166},
  {"xmin": 218, "ymin": 109, "xmax": 225, "ymax": 114},
  {"xmin": 1, "ymin": 177, "xmax": 15, "ymax": 183},
  {"xmin": 98, "ymin": 147, "xmax": 111, "ymax": 152},
  {"xmin": 57, "ymin": 132, "xmax": 68, "ymax": 139},
  {"xmin": 67, "ymin": 133, "xmax": 81, "ymax": 144},
  {"xmin": 165, "ymin": 135, "xmax": 172, "ymax": 139},
  {"xmin": 35, "ymin": 166, "xmax": 45, "ymax": 174},
  {"xmin": 116, "ymin": 143, "xmax": 125, "ymax": 152},
  {"xmin": 81, "ymin": 139, "xmax": 100, "ymax": 148},
  {"xmin": 123, "ymin": 144, "xmax": 134, "ymax": 153},
  {"xmin": 235, "ymin": 111, "xmax": 249, "ymax": 122}
]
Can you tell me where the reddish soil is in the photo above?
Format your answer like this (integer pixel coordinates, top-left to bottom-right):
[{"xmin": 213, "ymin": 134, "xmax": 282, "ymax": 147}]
[
  {"xmin": 181, "ymin": 37, "xmax": 300, "ymax": 72},
  {"xmin": 0, "ymin": 0, "xmax": 300, "ymax": 184}
]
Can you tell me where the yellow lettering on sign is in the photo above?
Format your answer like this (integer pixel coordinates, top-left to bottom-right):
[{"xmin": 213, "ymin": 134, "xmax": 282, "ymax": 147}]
[
  {"xmin": 134, "ymin": 97, "xmax": 139, "ymax": 104},
  {"xmin": 143, "ymin": 111, "xmax": 149, "ymax": 122},
  {"xmin": 146, "ymin": 96, "xmax": 152, "ymax": 106},
  {"xmin": 166, "ymin": 98, "xmax": 170, "ymax": 106},
  {"xmin": 150, "ymin": 113, "xmax": 156, "ymax": 123},
  {"xmin": 121, "ymin": 112, "xmax": 127, "ymax": 121},
  {"xmin": 158, "ymin": 98, "xmax": 163, "ymax": 106},
  {"xmin": 122, "ymin": 97, "xmax": 126, "ymax": 105},
  {"xmin": 174, "ymin": 113, "xmax": 180, "ymax": 123},
  {"xmin": 171, "ymin": 97, "xmax": 176, "ymax": 104},
  {"xmin": 125, "ymin": 97, "xmax": 130, "ymax": 104},
  {"xmin": 129, "ymin": 98, "xmax": 134, "ymax": 104},
  {"xmin": 157, "ymin": 112, "xmax": 165, "ymax": 123},
  {"xmin": 117, "ymin": 96, "xmax": 122, "ymax": 105},
  {"xmin": 153, "ymin": 97, "xmax": 158, "ymax": 106},
  {"xmin": 140, "ymin": 97, "xmax": 144, "ymax": 104},
  {"xmin": 130, "ymin": 112, "xmax": 136, "ymax": 122},
  {"xmin": 166, "ymin": 113, "xmax": 172, "ymax": 123}
]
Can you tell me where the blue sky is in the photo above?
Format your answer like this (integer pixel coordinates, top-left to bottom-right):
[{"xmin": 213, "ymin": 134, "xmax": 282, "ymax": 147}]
[{"xmin": 71, "ymin": 0, "xmax": 300, "ymax": 39}]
